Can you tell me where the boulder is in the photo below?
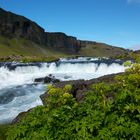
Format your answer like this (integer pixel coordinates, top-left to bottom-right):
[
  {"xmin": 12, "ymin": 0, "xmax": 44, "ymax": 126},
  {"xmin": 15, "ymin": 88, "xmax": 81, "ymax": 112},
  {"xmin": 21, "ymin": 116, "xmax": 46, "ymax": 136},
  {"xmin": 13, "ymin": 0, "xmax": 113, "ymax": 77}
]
[
  {"xmin": 34, "ymin": 77, "xmax": 45, "ymax": 83},
  {"xmin": 34, "ymin": 75, "xmax": 60, "ymax": 83}
]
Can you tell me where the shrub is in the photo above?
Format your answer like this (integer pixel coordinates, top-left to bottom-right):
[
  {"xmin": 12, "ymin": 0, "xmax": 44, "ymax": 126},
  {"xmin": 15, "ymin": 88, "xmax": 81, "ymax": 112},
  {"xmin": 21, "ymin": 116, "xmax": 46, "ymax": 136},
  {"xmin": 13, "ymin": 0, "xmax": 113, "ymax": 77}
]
[
  {"xmin": 63, "ymin": 84, "xmax": 72, "ymax": 92},
  {"xmin": 123, "ymin": 60, "xmax": 132, "ymax": 67}
]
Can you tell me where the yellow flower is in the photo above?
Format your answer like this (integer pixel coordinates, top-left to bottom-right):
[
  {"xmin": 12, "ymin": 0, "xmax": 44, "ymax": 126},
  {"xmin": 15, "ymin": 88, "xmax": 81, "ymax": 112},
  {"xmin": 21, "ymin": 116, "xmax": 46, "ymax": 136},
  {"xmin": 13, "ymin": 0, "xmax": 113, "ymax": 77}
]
[{"xmin": 63, "ymin": 93, "xmax": 71, "ymax": 98}]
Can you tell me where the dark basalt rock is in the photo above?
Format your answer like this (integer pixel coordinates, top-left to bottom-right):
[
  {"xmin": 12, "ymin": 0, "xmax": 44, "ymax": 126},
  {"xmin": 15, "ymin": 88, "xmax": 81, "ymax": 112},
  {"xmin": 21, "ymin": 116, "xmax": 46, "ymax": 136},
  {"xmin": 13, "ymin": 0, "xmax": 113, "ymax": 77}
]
[
  {"xmin": 0, "ymin": 8, "xmax": 81, "ymax": 53},
  {"xmin": 46, "ymin": 32, "xmax": 81, "ymax": 53},
  {"xmin": 41, "ymin": 72, "xmax": 124, "ymax": 104},
  {"xmin": 0, "ymin": 8, "xmax": 45, "ymax": 45},
  {"xmin": 40, "ymin": 79, "xmax": 86, "ymax": 105},
  {"xmin": 34, "ymin": 77, "xmax": 45, "ymax": 83},
  {"xmin": 44, "ymin": 76, "xmax": 60, "ymax": 83},
  {"xmin": 0, "ymin": 62, "xmax": 42, "ymax": 70},
  {"xmin": 12, "ymin": 108, "xmax": 33, "ymax": 124},
  {"xmin": 34, "ymin": 75, "xmax": 60, "ymax": 83},
  {"xmin": 12, "ymin": 111, "xmax": 27, "ymax": 124}
]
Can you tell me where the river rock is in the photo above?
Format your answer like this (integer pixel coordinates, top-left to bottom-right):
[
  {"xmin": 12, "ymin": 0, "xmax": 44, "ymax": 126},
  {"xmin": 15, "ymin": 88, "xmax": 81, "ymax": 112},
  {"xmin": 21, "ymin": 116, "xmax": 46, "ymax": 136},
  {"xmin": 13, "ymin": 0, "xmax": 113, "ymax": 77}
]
[
  {"xmin": 34, "ymin": 75, "xmax": 60, "ymax": 83},
  {"xmin": 44, "ymin": 76, "xmax": 60, "ymax": 83},
  {"xmin": 34, "ymin": 77, "xmax": 44, "ymax": 83}
]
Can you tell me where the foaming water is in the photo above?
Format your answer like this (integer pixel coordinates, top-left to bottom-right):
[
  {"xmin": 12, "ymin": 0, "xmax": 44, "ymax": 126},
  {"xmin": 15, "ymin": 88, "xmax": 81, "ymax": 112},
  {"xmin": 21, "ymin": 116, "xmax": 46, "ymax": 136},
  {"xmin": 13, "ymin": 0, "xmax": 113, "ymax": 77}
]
[
  {"xmin": 0, "ymin": 58, "xmax": 126, "ymax": 123},
  {"xmin": 46, "ymin": 62, "xmax": 125, "ymax": 80},
  {"xmin": 0, "ymin": 84, "xmax": 45, "ymax": 123}
]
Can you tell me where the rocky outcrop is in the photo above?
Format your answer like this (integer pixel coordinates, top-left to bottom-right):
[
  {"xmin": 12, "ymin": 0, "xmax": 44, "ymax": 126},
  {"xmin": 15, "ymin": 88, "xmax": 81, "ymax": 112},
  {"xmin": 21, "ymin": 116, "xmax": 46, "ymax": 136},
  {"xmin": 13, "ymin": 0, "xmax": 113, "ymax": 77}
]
[
  {"xmin": 34, "ymin": 75, "xmax": 60, "ymax": 83},
  {"xmin": 46, "ymin": 32, "xmax": 81, "ymax": 53},
  {"xmin": 0, "ymin": 8, "xmax": 81, "ymax": 53},
  {"xmin": 12, "ymin": 108, "xmax": 33, "ymax": 124},
  {"xmin": 0, "ymin": 8, "xmax": 45, "ymax": 45},
  {"xmin": 40, "ymin": 72, "xmax": 124, "ymax": 104}
]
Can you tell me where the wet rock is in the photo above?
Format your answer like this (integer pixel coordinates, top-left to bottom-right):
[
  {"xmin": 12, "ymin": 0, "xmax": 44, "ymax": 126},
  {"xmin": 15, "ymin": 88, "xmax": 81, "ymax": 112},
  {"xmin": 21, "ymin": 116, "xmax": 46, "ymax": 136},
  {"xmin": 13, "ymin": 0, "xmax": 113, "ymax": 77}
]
[
  {"xmin": 34, "ymin": 75, "xmax": 60, "ymax": 83},
  {"xmin": 12, "ymin": 108, "xmax": 33, "ymax": 124},
  {"xmin": 34, "ymin": 77, "xmax": 44, "ymax": 83},
  {"xmin": 44, "ymin": 76, "xmax": 53, "ymax": 83}
]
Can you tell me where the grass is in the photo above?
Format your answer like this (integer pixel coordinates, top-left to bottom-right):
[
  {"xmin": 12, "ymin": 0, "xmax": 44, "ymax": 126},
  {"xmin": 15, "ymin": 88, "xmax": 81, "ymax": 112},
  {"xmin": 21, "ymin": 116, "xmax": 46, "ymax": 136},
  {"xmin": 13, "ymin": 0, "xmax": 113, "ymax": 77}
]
[
  {"xmin": 79, "ymin": 43, "xmax": 126, "ymax": 57},
  {"xmin": 0, "ymin": 35, "xmax": 73, "ymax": 62},
  {"xmin": 0, "ymin": 36, "xmax": 67, "ymax": 57}
]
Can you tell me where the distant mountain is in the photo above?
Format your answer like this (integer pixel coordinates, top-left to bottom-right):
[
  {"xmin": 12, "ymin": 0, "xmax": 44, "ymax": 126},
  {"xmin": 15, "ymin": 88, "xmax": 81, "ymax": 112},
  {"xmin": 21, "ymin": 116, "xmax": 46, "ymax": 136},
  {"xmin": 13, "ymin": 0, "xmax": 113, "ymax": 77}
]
[{"xmin": 0, "ymin": 8, "xmax": 127, "ymax": 57}]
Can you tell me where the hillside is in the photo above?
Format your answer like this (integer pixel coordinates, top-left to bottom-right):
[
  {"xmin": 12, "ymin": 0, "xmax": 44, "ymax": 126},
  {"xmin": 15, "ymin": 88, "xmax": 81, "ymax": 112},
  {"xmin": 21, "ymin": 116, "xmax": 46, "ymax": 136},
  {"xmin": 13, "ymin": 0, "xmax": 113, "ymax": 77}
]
[
  {"xmin": 79, "ymin": 41, "xmax": 126, "ymax": 57},
  {"xmin": 0, "ymin": 35, "xmax": 68, "ymax": 57},
  {"xmin": 0, "ymin": 8, "xmax": 127, "ymax": 58}
]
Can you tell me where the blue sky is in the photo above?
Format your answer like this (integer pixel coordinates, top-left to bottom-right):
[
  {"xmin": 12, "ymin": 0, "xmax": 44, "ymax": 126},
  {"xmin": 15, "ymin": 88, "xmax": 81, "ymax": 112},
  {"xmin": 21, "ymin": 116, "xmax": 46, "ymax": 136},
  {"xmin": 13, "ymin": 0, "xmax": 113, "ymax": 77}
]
[{"xmin": 0, "ymin": 0, "xmax": 140, "ymax": 50}]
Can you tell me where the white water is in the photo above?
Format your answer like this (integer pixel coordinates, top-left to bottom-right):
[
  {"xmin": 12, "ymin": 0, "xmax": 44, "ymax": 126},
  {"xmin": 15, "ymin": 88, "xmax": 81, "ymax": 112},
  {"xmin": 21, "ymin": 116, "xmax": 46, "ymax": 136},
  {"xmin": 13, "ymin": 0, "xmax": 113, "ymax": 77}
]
[
  {"xmin": 0, "ymin": 84, "xmax": 44, "ymax": 123},
  {"xmin": 0, "ymin": 58, "xmax": 126, "ymax": 123}
]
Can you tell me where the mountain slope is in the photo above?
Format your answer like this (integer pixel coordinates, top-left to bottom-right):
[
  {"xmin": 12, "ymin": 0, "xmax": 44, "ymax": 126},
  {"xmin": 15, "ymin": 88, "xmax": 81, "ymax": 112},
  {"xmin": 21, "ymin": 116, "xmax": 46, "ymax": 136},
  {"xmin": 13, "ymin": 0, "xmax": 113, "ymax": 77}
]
[
  {"xmin": 0, "ymin": 7, "xmax": 127, "ymax": 58},
  {"xmin": 79, "ymin": 41, "xmax": 126, "ymax": 57},
  {"xmin": 0, "ymin": 36, "xmax": 69, "ymax": 58}
]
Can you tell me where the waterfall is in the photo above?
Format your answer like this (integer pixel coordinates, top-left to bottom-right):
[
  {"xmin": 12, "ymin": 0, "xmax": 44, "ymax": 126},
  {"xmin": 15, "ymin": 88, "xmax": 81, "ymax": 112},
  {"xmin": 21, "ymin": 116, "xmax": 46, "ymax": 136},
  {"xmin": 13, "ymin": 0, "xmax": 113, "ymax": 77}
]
[
  {"xmin": 0, "ymin": 60, "xmax": 125, "ymax": 89},
  {"xmin": 0, "ymin": 58, "xmax": 126, "ymax": 123}
]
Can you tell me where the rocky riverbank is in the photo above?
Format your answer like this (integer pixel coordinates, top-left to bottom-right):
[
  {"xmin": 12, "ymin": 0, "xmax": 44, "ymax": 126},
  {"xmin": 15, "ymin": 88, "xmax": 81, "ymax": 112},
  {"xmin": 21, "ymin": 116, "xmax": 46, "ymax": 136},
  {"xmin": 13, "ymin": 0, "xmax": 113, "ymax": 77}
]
[{"xmin": 12, "ymin": 72, "xmax": 124, "ymax": 124}]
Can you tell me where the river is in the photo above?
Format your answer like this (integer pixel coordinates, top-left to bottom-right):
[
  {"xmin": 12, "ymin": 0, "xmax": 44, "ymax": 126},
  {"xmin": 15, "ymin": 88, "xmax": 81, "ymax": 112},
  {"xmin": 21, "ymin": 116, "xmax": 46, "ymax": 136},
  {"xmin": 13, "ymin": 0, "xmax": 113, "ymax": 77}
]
[{"xmin": 0, "ymin": 57, "xmax": 126, "ymax": 123}]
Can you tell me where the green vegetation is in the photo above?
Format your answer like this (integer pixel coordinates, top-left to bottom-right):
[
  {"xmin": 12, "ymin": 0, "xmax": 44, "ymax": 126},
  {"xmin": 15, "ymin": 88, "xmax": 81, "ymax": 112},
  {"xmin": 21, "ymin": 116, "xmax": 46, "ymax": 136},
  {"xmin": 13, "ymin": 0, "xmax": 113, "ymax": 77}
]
[
  {"xmin": 79, "ymin": 43, "xmax": 125, "ymax": 57},
  {"xmin": 0, "ymin": 125, "xmax": 10, "ymax": 140},
  {"xmin": 0, "ymin": 36, "xmax": 47, "ymax": 57},
  {"xmin": 0, "ymin": 35, "xmax": 71, "ymax": 62},
  {"xmin": 123, "ymin": 60, "xmax": 132, "ymax": 67},
  {"xmin": 4, "ymin": 64, "xmax": 140, "ymax": 140},
  {"xmin": 0, "ymin": 55, "xmax": 59, "ymax": 63},
  {"xmin": 20, "ymin": 56, "xmax": 59, "ymax": 63},
  {"xmin": 115, "ymin": 51, "xmax": 140, "ymax": 63},
  {"xmin": 131, "ymin": 52, "xmax": 140, "ymax": 63}
]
